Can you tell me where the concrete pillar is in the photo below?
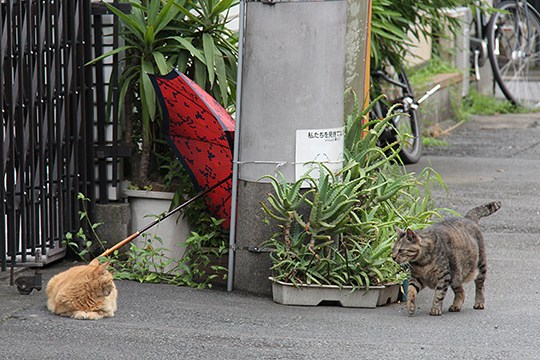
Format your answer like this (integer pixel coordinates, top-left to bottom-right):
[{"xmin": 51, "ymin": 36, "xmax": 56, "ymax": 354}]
[
  {"xmin": 233, "ymin": 0, "xmax": 370, "ymax": 295},
  {"xmin": 344, "ymin": 0, "xmax": 372, "ymax": 115}
]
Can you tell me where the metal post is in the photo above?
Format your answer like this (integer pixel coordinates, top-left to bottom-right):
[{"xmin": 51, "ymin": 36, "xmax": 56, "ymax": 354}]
[{"xmin": 227, "ymin": 0, "xmax": 246, "ymax": 292}]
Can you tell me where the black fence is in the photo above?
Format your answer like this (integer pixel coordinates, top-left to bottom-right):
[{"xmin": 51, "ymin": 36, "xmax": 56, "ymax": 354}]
[{"xmin": 1, "ymin": 0, "xmax": 126, "ymax": 274}]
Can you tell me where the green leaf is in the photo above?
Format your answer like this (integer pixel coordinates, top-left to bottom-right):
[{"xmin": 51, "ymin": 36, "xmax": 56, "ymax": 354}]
[
  {"xmin": 194, "ymin": 58, "xmax": 207, "ymax": 88},
  {"xmin": 152, "ymin": 52, "xmax": 169, "ymax": 75},
  {"xmin": 100, "ymin": 2, "xmax": 145, "ymax": 41},
  {"xmin": 202, "ymin": 33, "xmax": 215, "ymax": 85},
  {"xmin": 85, "ymin": 46, "xmax": 136, "ymax": 66},
  {"xmin": 214, "ymin": 47, "xmax": 228, "ymax": 107},
  {"xmin": 212, "ymin": 0, "xmax": 237, "ymax": 15},
  {"xmin": 171, "ymin": 37, "xmax": 207, "ymax": 64},
  {"xmin": 154, "ymin": 0, "xmax": 181, "ymax": 34},
  {"xmin": 140, "ymin": 71, "xmax": 156, "ymax": 124},
  {"xmin": 144, "ymin": 25, "xmax": 156, "ymax": 49},
  {"xmin": 147, "ymin": 0, "xmax": 160, "ymax": 23}
]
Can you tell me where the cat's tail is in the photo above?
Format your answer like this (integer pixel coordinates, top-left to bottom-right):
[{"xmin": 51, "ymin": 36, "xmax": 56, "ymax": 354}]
[{"xmin": 465, "ymin": 201, "xmax": 501, "ymax": 222}]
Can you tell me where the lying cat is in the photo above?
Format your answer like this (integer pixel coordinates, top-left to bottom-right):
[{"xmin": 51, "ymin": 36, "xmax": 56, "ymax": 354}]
[
  {"xmin": 46, "ymin": 258, "xmax": 117, "ymax": 320},
  {"xmin": 392, "ymin": 201, "xmax": 501, "ymax": 316}
]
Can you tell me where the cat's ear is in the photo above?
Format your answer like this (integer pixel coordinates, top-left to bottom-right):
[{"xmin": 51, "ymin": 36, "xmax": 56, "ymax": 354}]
[
  {"xmin": 89, "ymin": 258, "xmax": 100, "ymax": 267},
  {"xmin": 94, "ymin": 261, "xmax": 110, "ymax": 275},
  {"xmin": 406, "ymin": 229, "xmax": 419, "ymax": 243},
  {"xmin": 394, "ymin": 226, "xmax": 405, "ymax": 236}
]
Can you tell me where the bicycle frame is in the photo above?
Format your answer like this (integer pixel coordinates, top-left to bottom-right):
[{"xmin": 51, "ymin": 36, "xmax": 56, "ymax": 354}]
[
  {"xmin": 470, "ymin": 2, "xmax": 490, "ymax": 79},
  {"xmin": 370, "ymin": 70, "xmax": 414, "ymax": 119}
]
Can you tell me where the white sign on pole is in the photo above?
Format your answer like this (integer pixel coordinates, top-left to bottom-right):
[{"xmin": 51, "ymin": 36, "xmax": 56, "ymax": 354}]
[{"xmin": 295, "ymin": 126, "xmax": 344, "ymax": 187}]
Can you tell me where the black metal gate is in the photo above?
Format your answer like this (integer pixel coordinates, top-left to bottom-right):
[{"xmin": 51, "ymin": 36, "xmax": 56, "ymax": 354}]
[{"xmin": 1, "ymin": 0, "xmax": 125, "ymax": 273}]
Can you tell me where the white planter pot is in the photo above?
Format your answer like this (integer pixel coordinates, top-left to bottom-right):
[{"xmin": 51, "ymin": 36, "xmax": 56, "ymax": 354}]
[
  {"xmin": 269, "ymin": 277, "xmax": 400, "ymax": 308},
  {"xmin": 124, "ymin": 189, "xmax": 191, "ymax": 273}
]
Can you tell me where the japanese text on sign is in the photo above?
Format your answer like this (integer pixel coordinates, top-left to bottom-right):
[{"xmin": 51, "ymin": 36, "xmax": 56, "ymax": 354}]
[{"xmin": 295, "ymin": 126, "xmax": 344, "ymax": 188}]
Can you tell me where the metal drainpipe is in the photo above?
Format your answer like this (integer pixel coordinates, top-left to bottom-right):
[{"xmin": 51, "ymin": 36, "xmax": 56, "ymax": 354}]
[{"xmin": 227, "ymin": 0, "xmax": 245, "ymax": 292}]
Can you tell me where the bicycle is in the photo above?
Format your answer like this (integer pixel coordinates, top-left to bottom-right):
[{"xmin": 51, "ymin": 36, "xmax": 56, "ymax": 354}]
[
  {"xmin": 470, "ymin": 0, "xmax": 540, "ymax": 108},
  {"xmin": 370, "ymin": 65, "xmax": 440, "ymax": 165}
]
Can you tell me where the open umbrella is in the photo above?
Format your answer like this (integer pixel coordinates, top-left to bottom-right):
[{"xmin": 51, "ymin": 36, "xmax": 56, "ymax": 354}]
[{"xmin": 149, "ymin": 69, "xmax": 235, "ymax": 229}]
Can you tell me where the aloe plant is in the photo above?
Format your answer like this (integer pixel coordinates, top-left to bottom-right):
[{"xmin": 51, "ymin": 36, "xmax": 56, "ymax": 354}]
[{"xmin": 261, "ymin": 97, "xmax": 446, "ymax": 289}]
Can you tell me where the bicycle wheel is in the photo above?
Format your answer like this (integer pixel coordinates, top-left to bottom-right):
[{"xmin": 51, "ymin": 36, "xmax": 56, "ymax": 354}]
[
  {"xmin": 487, "ymin": 0, "xmax": 540, "ymax": 108},
  {"xmin": 371, "ymin": 67, "xmax": 422, "ymax": 164}
]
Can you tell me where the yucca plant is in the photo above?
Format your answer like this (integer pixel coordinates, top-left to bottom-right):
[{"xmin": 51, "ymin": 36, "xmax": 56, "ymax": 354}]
[
  {"xmin": 89, "ymin": 0, "xmax": 238, "ymax": 187},
  {"xmin": 261, "ymin": 97, "xmax": 446, "ymax": 289}
]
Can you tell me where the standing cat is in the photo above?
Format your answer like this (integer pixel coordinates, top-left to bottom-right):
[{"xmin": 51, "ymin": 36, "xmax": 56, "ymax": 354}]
[
  {"xmin": 392, "ymin": 201, "xmax": 501, "ymax": 316},
  {"xmin": 46, "ymin": 258, "xmax": 118, "ymax": 320}
]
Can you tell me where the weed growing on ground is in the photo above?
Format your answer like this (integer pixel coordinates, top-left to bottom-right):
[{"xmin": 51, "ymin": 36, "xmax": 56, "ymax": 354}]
[{"xmin": 64, "ymin": 194, "xmax": 227, "ymax": 289}]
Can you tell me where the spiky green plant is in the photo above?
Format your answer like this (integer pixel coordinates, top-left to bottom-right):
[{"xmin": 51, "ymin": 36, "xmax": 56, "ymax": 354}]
[{"xmin": 261, "ymin": 97, "xmax": 446, "ymax": 289}]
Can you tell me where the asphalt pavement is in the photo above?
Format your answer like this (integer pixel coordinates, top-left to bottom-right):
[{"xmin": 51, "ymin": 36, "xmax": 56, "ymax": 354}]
[{"xmin": 2, "ymin": 112, "xmax": 540, "ymax": 359}]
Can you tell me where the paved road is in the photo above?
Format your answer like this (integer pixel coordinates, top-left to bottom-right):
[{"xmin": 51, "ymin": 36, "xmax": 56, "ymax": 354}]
[{"xmin": 1, "ymin": 113, "xmax": 540, "ymax": 359}]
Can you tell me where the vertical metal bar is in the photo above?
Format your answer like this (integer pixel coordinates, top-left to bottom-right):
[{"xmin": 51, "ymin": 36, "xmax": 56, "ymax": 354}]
[
  {"xmin": 5, "ymin": 0, "xmax": 16, "ymax": 274},
  {"xmin": 70, "ymin": 0, "xmax": 82, "ymax": 233},
  {"xmin": 36, "ymin": 0, "xmax": 48, "ymax": 257},
  {"xmin": 74, "ymin": 0, "xmax": 93, "ymax": 230},
  {"xmin": 227, "ymin": 0, "xmax": 245, "ymax": 292},
  {"xmin": 26, "ymin": 0, "xmax": 38, "ymax": 260},
  {"xmin": 111, "ymin": 0, "xmax": 121, "ymax": 200},
  {"xmin": 15, "ymin": 0, "xmax": 27, "ymax": 263},
  {"xmin": 78, "ymin": 0, "xmax": 86, "ymax": 199},
  {"xmin": 64, "ymin": 0, "xmax": 78, "ymax": 235},
  {"xmin": 54, "ymin": 0, "xmax": 64, "ymax": 250},
  {"xmin": 61, "ymin": 0, "xmax": 72, "ymax": 235},
  {"xmin": 82, "ymin": 0, "xmax": 95, "ymax": 206},
  {"xmin": 93, "ymin": 12, "xmax": 108, "ymax": 203},
  {"xmin": 45, "ymin": 0, "xmax": 56, "ymax": 251},
  {"xmin": 70, "ymin": 0, "xmax": 81, "ymax": 227},
  {"xmin": 0, "ymin": 0, "xmax": 6, "ymax": 271}
]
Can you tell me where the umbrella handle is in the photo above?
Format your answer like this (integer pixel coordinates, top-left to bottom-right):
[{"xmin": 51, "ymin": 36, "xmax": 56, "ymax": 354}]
[
  {"xmin": 99, "ymin": 231, "xmax": 140, "ymax": 258},
  {"xmin": 96, "ymin": 175, "xmax": 231, "ymax": 259}
]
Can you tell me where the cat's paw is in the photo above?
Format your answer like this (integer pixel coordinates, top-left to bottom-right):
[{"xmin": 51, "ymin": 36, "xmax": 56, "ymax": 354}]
[
  {"xmin": 473, "ymin": 303, "xmax": 485, "ymax": 310},
  {"xmin": 407, "ymin": 300, "xmax": 416, "ymax": 316},
  {"xmin": 449, "ymin": 304, "xmax": 462, "ymax": 312},
  {"xmin": 85, "ymin": 312, "xmax": 105, "ymax": 320},
  {"xmin": 72, "ymin": 311, "xmax": 89, "ymax": 320},
  {"xmin": 430, "ymin": 306, "xmax": 443, "ymax": 316},
  {"xmin": 71, "ymin": 311, "xmax": 104, "ymax": 320},
  {"xmin": 406, "ymin": 286, "xmax": 417, "ymax": 316}
]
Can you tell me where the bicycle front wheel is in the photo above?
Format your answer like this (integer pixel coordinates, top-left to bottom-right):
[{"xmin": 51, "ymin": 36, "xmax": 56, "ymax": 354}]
[{"xmin": 487, "ymin": 0, "xmax": 540, "ymax": 108}]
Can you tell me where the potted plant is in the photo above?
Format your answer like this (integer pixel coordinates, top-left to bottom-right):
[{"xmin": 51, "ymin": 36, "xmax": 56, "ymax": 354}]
[
  {"xmin": 91, "ymin": 0, "xmax": 238, "ymax": 188},
  {"xmin": 87, "ymin": 0, "xmax": 238, "ymax": 281},
  {"xmin": 260, "ymin": 99, "xmax": 444, "ymax": 307}
]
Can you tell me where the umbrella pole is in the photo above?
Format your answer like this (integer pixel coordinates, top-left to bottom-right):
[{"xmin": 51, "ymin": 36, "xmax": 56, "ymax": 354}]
[{"xmin": 98, "ymin": 176, "xmax": 231, "ymax": 258}]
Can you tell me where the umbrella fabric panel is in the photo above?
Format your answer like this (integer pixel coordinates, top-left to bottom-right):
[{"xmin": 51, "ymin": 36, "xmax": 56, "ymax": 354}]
[
  {"xmin": 154, "ymin": 70, "xmax": 234, "ymax": 146},
  {"xmin": 150, "ymin": 69, "xmax": 235, "ymax": 229}
]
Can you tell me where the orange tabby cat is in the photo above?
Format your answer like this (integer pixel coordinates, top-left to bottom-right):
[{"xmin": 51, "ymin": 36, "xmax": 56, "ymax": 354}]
[{"xmin": 46, "ymin": 258, "xmax": 117, "ymax": 320}]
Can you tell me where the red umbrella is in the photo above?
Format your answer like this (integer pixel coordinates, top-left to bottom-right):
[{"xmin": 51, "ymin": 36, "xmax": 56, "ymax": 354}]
[{"xmin": 149, "ymin": 69, "xmax": 235, "ymax": 229}]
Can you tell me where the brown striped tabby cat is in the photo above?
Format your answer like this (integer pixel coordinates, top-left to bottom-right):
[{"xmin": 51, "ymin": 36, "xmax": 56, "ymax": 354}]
[
  {"xmin": 46, "ymin": 258, "xmax": 117, "ymax": 320},
  {"xmin": 392, "ymin": 201, "xmax": 501, "ymax": 316}
]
